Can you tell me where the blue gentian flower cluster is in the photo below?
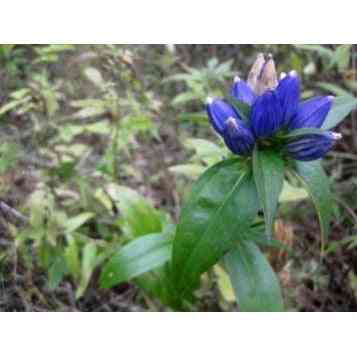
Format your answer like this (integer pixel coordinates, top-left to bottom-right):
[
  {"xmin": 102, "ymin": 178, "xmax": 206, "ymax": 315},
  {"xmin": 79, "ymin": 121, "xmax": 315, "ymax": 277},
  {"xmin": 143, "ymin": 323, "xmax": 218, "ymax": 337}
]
[{"xmin": 206, "ymin": 53, "xmax": 342, "ymax": 161}]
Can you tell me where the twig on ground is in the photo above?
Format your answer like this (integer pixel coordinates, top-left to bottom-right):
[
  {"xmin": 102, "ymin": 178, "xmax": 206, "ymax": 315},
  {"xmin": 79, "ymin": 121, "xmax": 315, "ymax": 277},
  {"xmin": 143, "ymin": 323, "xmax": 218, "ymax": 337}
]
[{"xmin": 0, "ymin": 200, "xmax": 29, "ymax": 226}]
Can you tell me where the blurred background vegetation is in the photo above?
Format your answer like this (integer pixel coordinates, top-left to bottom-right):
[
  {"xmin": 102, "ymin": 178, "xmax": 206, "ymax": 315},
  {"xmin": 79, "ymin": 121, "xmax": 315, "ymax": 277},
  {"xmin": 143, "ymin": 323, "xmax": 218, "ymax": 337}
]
[{"xmin": 0, "ymin": 44, "xmax": 356, "ymax": 311}]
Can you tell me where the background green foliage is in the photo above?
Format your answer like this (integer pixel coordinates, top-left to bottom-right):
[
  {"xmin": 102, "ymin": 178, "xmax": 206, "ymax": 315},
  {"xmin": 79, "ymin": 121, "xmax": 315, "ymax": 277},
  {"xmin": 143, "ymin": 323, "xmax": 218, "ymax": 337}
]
[{"xmin": 0, "ymin": 44, "xmax": 356, "ymax": 311}]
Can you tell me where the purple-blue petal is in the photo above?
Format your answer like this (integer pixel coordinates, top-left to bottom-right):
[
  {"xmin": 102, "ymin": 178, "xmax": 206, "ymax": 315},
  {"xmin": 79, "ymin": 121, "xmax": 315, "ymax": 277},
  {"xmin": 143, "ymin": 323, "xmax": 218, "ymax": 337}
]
[
  {"xmin": 289, "ymin": 96, "xmax": 333, "ymax": 130},
  {"xmin": 286, "ymin": 131, "xmax": 340, "ymax": 161},
  {"xmin": 206, "ymin": 98, "xmax": 240, "ymax": 135},
  {"xmin": 223, "ymin": 117, "xmax": 255, "ymax": 156},
  {"xmin": 229, "ymin": 77, "xmax": 255, "ymax": 105},
  {"xmin": 250, "ymin": 90, "xmax": 284, "ymax": 138},
  {"xmin": 276, "ymin": 72, "xmax": 300, "ymax": 125}
]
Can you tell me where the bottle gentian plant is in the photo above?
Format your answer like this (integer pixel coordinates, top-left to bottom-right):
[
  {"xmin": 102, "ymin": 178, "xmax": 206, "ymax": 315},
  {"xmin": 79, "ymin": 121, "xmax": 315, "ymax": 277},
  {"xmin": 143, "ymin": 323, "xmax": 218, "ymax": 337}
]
[
  {"xmin": 206, "ymin": 53, "xmax": 340, "ymax": 161},
  {"xmin": 171, "ymin": 53, "xmax": 357, "ymax": 311}
]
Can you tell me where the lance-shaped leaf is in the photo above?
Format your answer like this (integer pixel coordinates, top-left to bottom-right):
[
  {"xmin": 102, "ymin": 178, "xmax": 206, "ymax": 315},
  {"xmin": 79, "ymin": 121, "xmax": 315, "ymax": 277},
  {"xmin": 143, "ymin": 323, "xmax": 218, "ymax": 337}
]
[
  {"xmin": 135, "ymin": 263, "xmax": 185, "ymax": 310},
  {"xmin": 106, "ymin": 184, "xmax": 164, "ymax": 239},
  {"xmin": 294, "ymin": 160, "xmax": 333, "ymax": 245},
  {"xmin": 281, "ymin": 127, "xmax": 326, "ymax": 140},
  {"xmin": 172, "ymin": 158, "xmax": 259, "ymax": 297},
  {"xmin": 64, "ymin": 212, "xmax": 95, "ymax": 234},
  {"xmin": 224, "ymin": 240, "xmax": 284, "ymax": 312},
  {"xmin": 226, "ymin": 96, "xmax": 251, "ymax": 121},
  {"xmin": 246, "ymin": 223, "xmax": 294, "ymax": 254},
  {"xmin": 253, "ymin": 148, "xmax": 285, "ymax": 239},
  {"xmin": 100, "ymin": 233, "xmax": 173, "ymax": 289},
  {"xmin": 322, "ymin": 95, "xmax": 357, "ymax": 130}
]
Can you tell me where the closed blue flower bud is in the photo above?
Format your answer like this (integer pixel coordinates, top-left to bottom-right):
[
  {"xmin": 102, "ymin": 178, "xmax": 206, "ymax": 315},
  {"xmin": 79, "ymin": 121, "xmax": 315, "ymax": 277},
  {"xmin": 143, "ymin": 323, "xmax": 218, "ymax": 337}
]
[
  {"xmin": 223, "ymin": 117, "xmax": 255, "ymax": 155},
  {"xmin": 230, "ymin": 76, "xmax": 255, "ymax": 105},
  {"xmin": 276, "ymin": 71, "xmax": 300, "ymax": 125},
  {"xmin": 289, "ymin": 96, "xmax": 333, "ymax": 130},
  {"xmin": 286, "ymin": 131, "xmax": 341, "ymax": 161},
  {"xmin": 206, "ymin": 98, "xmax": 239, "ymax": 135},
  {"xmin": 250, "ymin": 90, "xmax": 283, "ymax": 138},
  {"xmin": 204, "ymin": 55, "xmax": 343, "ymax": 162}
]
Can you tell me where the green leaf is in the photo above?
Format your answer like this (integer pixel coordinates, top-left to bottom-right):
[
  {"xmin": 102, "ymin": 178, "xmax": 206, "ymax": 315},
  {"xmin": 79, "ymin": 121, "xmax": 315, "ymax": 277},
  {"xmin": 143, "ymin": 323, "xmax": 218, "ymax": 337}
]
[
  {"xmin": 294, "ymin": 44, "xmax": 334, "ymax": 60},
  {"xmin": 106, "ymin": 184, "xmax": 164, "ymax": 238},
  {"xmin": 64, "ymin": 212, "xmax": 95, "ymax": 234},
  {"xmin": 326, "ymin": 235, "xmax": 357, "ymax": 254},
  {"xmin": 253, "ymin": 148, "xmax": 285, "ymax": 239},
  {"xmin": 0, "ymin": 142, "xmax": 19, "ymax": 174},
  {"xmin": 247, "ymin": 224, "xmax": 294, "ymax": 254},
  {"xmin": 294, "ymin": 160, "xmax": 333, "ymax": 245},
  {"xmin": 64, "ymin": 236, "xmax": 81, "ymax": 281},
  {"xmin": 76, "ymin": 242, "xmax": 98, "ymax": 298},
  {"xmin": 48, "ymin": 161, "xmax": 77, "ymax": 181},
  {"xmin": 316, "ymin": 82, "xmax": 352, "ymax": 97},
  {"xmin": 282, "ymin": 127, "xmax": 327, "ymax": 141},
  {"xmin": 48, "ymin": 255, "xmax": 68, "ymax": 290},
  {"xmin": 178, "ymin": 112, "xmax": 209, "ymax": 125},
  {"xmin": 332, "ymin": 44, "xmax": 352, "ymax": 72},
  {"xmin": 184, "ymin": 138, "xmax": 226, "ymax": 166},
  {"xmin": 10, "ymin": 88, "xmax": 31, "ymax": 100},
  {"xmin": 322, "ymin": 96, "xmax": 357, "ymax": 130},
  {"xmin": 169, "ymin": 164, "xmax": 205, "ymax": 180},
  {"xmin": 220, "ymin": 221, "xmax": 289, "ymax": 251},
  {"xmin": 172, "ymin": 92, "xmax": 200, "ymax": 106},
  {"xmin": 279, "ymin": 181, "xmax": 308, "ymax": 203},
  {"xmin": 0, "ymin": 99, "xmax": 23, "ymax": 116},
  {"xmin": 100, "ymin": 233, "xmax": 173, "ymax": 289},
  {"xmin": 172, "ymin": 158, "xmax": 259, "ymax": 297},
  {"xmin": 73, "ymin": 106, "xmax": 107, "ymax": 119},
  {"xmin": 226, "ymin": 96, "xmax": 251, "ymax": 121},
  {"xmin": 224, "ymin": 240, "xmax": 284, "ymax": 312},
  {"xmin": 135, "ymin": 263, "xmax": 181, "ymax": 308}
]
